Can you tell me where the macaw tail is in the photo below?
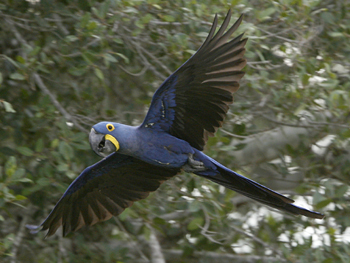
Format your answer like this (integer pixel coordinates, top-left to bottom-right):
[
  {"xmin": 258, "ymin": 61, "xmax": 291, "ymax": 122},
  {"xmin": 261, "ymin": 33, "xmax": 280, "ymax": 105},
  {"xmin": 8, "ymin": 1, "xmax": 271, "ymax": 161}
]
[{"xmin": 195, "ymin": 158, "xmax": 324, "ymax": 219}]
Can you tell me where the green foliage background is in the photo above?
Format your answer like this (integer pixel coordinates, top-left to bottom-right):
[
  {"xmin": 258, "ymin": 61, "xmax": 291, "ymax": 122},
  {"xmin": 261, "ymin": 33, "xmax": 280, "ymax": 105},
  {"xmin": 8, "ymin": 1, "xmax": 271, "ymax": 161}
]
[{"xmin": 1, "ymin": 0, "xmax": 350, "ymax": 262}]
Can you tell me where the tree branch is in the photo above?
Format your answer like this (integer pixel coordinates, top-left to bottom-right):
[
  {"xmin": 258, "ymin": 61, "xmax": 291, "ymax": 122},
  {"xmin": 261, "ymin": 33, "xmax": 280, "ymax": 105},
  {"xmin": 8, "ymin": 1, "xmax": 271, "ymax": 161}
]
[
  {"xmin": 230, "ymin": 224, "xmax": 283, "ymax": 258},
  {"xmin": 10, "ymin": 212, "xmax": 29, "ymax": 263},
  {"xmin": 5, "ymin": 18, "xmax": 28, "ymax": 47},
  {"xmin": 75, "ymin": 240, "xmax": 285, "ymax": 263},
  {"xmin": 163, "ymin": 249, "xmax": 284, "ymax": 263},
  {"xmin": 114, "ymin": 218, "xmax": 149, "ymax": 262},
  {"xmin": 33, "ymin": 73, "xmax": 86, "ymax": 133},
  {"xmin": 52, "ymin": 13, "xmax": 69, "ymax": 36},
  {"xmin": 131, "ymin": 40, "xmax": 167, "ymax": 80},
  {"xmin": 148, "ymin": 226, "xmax": 165, "ymax": 263},
  {"xmin": 227, "ymin": 122, "xmax": 323, "ymax": 166},
  {"xmin": 135, "ymin": 43, "xmax": 172, "ymax": 76},
  {"xmin": 118, "ymin": 64, "xmax": 149, "ymax": 77}
]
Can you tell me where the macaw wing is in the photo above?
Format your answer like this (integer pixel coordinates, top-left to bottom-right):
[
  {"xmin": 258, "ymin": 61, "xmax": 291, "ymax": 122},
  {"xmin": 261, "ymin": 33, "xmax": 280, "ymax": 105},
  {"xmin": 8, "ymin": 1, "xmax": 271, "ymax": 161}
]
[
  {"xmin": 141, "ymin": 10, "xmax": 247, "ymax": 150},
  {"xmin": 28, "ymin": 153, "xmax": 179, "ymax": 237}
]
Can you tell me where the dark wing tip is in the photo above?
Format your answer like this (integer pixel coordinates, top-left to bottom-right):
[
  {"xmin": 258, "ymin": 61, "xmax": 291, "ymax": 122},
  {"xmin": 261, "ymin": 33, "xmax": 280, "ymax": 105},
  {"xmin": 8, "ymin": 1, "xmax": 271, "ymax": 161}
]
[
  {"xmin": 236, "ymin": 13, "xmax": 244, "ymax": 25},
  {"xmin": 26, "ymin": 221, "xmax": 61, "ymax": 238},
  {"xmin": 26, "ymin": 224, "xmax": 42, "ymax": 234},
  {"xmin": 200, "ymin": 13, "xmax": 219, "ymax": 49},
  {"xmin": 308, "ymin": 211, "xmax": 325, "ymax": 219},
  {"xmin": 288, "ymin": 204, "xmax": 325, "ymax": 219}
]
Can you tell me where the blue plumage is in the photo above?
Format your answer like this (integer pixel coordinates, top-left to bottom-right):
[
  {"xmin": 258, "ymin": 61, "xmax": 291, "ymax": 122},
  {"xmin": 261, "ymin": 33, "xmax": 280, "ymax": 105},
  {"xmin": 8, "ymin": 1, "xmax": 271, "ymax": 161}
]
[
  {"xmin": 142, "ymin": 75, "xmax": 178, "ymax": 131},
  {"xmin": 28, "ymin": 10, "xmax": 323, "ymax": 237}
]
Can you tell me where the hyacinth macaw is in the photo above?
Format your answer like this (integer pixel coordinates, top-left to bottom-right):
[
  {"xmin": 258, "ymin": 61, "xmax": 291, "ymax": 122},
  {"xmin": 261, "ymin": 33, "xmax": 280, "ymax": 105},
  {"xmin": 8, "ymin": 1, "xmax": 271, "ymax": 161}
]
[{"xmin": 28, "ymin": 10, "xmax": 323, "ymax": 237}]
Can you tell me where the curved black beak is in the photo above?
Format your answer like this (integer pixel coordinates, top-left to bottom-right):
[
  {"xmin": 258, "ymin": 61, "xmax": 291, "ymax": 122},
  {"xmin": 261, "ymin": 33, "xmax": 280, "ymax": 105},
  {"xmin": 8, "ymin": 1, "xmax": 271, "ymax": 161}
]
[{"xmin": 89, "ymin": 128, "xmax": 116, "ymax": 157}]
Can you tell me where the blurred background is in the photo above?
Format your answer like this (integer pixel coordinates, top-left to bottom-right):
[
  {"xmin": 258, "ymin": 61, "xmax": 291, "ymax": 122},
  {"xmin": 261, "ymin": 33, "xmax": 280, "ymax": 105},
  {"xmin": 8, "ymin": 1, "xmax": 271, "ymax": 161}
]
[{"xmin": 1, "ymin": 0, "xmax": 350, "ymax": 262}]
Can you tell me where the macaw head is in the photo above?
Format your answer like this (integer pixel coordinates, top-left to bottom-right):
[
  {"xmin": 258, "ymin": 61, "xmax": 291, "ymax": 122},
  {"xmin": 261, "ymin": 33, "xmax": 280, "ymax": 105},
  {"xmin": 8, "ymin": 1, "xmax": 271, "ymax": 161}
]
[{"xmin": 89, "ymin": 122, "xmax": 120, "ymax": 157}]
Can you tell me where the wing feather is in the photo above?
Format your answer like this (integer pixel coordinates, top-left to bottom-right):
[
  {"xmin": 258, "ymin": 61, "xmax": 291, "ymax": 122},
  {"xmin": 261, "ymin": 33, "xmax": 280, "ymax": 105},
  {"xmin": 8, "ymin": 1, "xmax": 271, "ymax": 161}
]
[
  {"xmin": 141, "ymin": 10, "xmax": 247, "ymax": 150},
  {"xmin": 27, "ymin": 153, "xmax": 179, "ymax": 237}
]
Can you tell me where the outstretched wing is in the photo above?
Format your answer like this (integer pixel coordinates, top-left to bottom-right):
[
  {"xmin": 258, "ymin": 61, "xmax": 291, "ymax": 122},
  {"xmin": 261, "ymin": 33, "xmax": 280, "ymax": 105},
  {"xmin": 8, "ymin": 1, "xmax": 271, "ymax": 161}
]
[
  {"xmin": 141, "ymin": 10, "xmax": 247, "ymax": 150},
  {"xmin": 27, "ymin": 153, "xmax": 179, "ymax": 237}
]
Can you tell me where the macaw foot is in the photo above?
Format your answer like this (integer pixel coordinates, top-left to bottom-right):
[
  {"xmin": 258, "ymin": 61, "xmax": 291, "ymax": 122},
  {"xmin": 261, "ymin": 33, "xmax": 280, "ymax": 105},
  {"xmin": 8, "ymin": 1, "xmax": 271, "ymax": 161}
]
[{"xmin": 182, "ymin": 153, "xmax": 207, "ymax": 173}]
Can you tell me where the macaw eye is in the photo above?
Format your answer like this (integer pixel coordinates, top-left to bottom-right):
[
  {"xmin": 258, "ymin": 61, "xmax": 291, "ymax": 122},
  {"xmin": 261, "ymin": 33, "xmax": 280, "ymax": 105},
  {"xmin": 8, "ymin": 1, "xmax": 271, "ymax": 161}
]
[{"xmin": 106, "ymin": 123, "xmax": 115, "ymax": 132}]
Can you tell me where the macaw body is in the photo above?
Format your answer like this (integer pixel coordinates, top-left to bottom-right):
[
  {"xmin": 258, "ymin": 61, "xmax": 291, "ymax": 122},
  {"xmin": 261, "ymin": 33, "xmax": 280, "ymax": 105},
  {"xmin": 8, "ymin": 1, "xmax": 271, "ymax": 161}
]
[
  {"xmin": 28, "ymin": 10, "xmax": 324, "ymax": 237},
  {"xmin": 92, "ymin": 121, "xmax": 320, "ymax": 217},
  {"xmin": 91, "ymin": 121, "xmax": 196, "ymax": 168}
]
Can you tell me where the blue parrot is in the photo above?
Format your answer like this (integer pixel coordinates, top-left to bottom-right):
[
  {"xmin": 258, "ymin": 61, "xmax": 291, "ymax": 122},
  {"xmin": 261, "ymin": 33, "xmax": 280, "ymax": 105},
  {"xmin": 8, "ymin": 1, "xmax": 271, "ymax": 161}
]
[{"xmin": 28, "ymin": 10, "xmax": 323, "ymax": 237}]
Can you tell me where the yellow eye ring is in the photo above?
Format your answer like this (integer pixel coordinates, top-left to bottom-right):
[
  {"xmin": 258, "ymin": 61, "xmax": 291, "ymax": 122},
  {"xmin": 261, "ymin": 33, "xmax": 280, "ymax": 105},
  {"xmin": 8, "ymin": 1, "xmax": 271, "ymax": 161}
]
[{"xmin": 106, "ymin": 123, "xmax": 115, "ymax": 132}]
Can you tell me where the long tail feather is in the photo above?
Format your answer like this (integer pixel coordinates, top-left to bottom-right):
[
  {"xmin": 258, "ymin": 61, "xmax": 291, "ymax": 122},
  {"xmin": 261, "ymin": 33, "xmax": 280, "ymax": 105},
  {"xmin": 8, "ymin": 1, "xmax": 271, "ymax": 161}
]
[{"xmin": 195, "ymin": 157, "xmax": 324, "ymax": 219}]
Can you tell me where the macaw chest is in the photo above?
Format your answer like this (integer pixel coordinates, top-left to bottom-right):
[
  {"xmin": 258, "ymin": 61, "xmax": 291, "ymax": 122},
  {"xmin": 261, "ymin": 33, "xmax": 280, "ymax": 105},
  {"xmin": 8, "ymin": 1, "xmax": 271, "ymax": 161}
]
[{"xmin": 135, "ymin": 136, "xmax": 194, "ymax": 168}]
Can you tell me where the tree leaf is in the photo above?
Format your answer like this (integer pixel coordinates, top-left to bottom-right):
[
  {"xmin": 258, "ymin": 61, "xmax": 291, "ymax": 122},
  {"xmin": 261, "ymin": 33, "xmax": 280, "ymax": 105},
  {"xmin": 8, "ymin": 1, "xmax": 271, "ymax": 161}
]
[
  {"xmin": 17, "ymin": 147, "xmax": 34, "ymax": 157},
  {"xmin": 104, "ymin": 53, "xmax": 117, "ymax": 63},
  {"xmin": 10, "ymin": 72, "xmax": 25, "ymax": 80},
  {"xmin": 2, "ymin": 101, "xmax": 16, "ymax": 113},
  {"xmin": 58, "ymin": 141, "xmax": 74, "ymax": 161},
  {"xmin": 94, "ymin": 67, "xmax": 104, "ymax": 80},
  {"xmin": 163, "ymin": 15, "xmax": 175, "ymax": 22},
  {"xmin": 115, "ymin": 53, "xmax": 129, "ymax": 64},
  {"xmin": 187, "ymin": 217, "xmax": 204, "ymax": 231},
  {"xmin": 66, "ymin": 35, "xmax": 79, "ymax": 42}
]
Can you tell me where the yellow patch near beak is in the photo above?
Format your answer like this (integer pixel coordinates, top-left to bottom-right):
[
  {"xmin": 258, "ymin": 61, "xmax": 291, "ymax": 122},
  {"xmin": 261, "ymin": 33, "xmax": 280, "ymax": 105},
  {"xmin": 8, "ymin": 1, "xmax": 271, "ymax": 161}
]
[{"xmin": 105, "ymin": 134, "xmax": 120, "ymax": 151}]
